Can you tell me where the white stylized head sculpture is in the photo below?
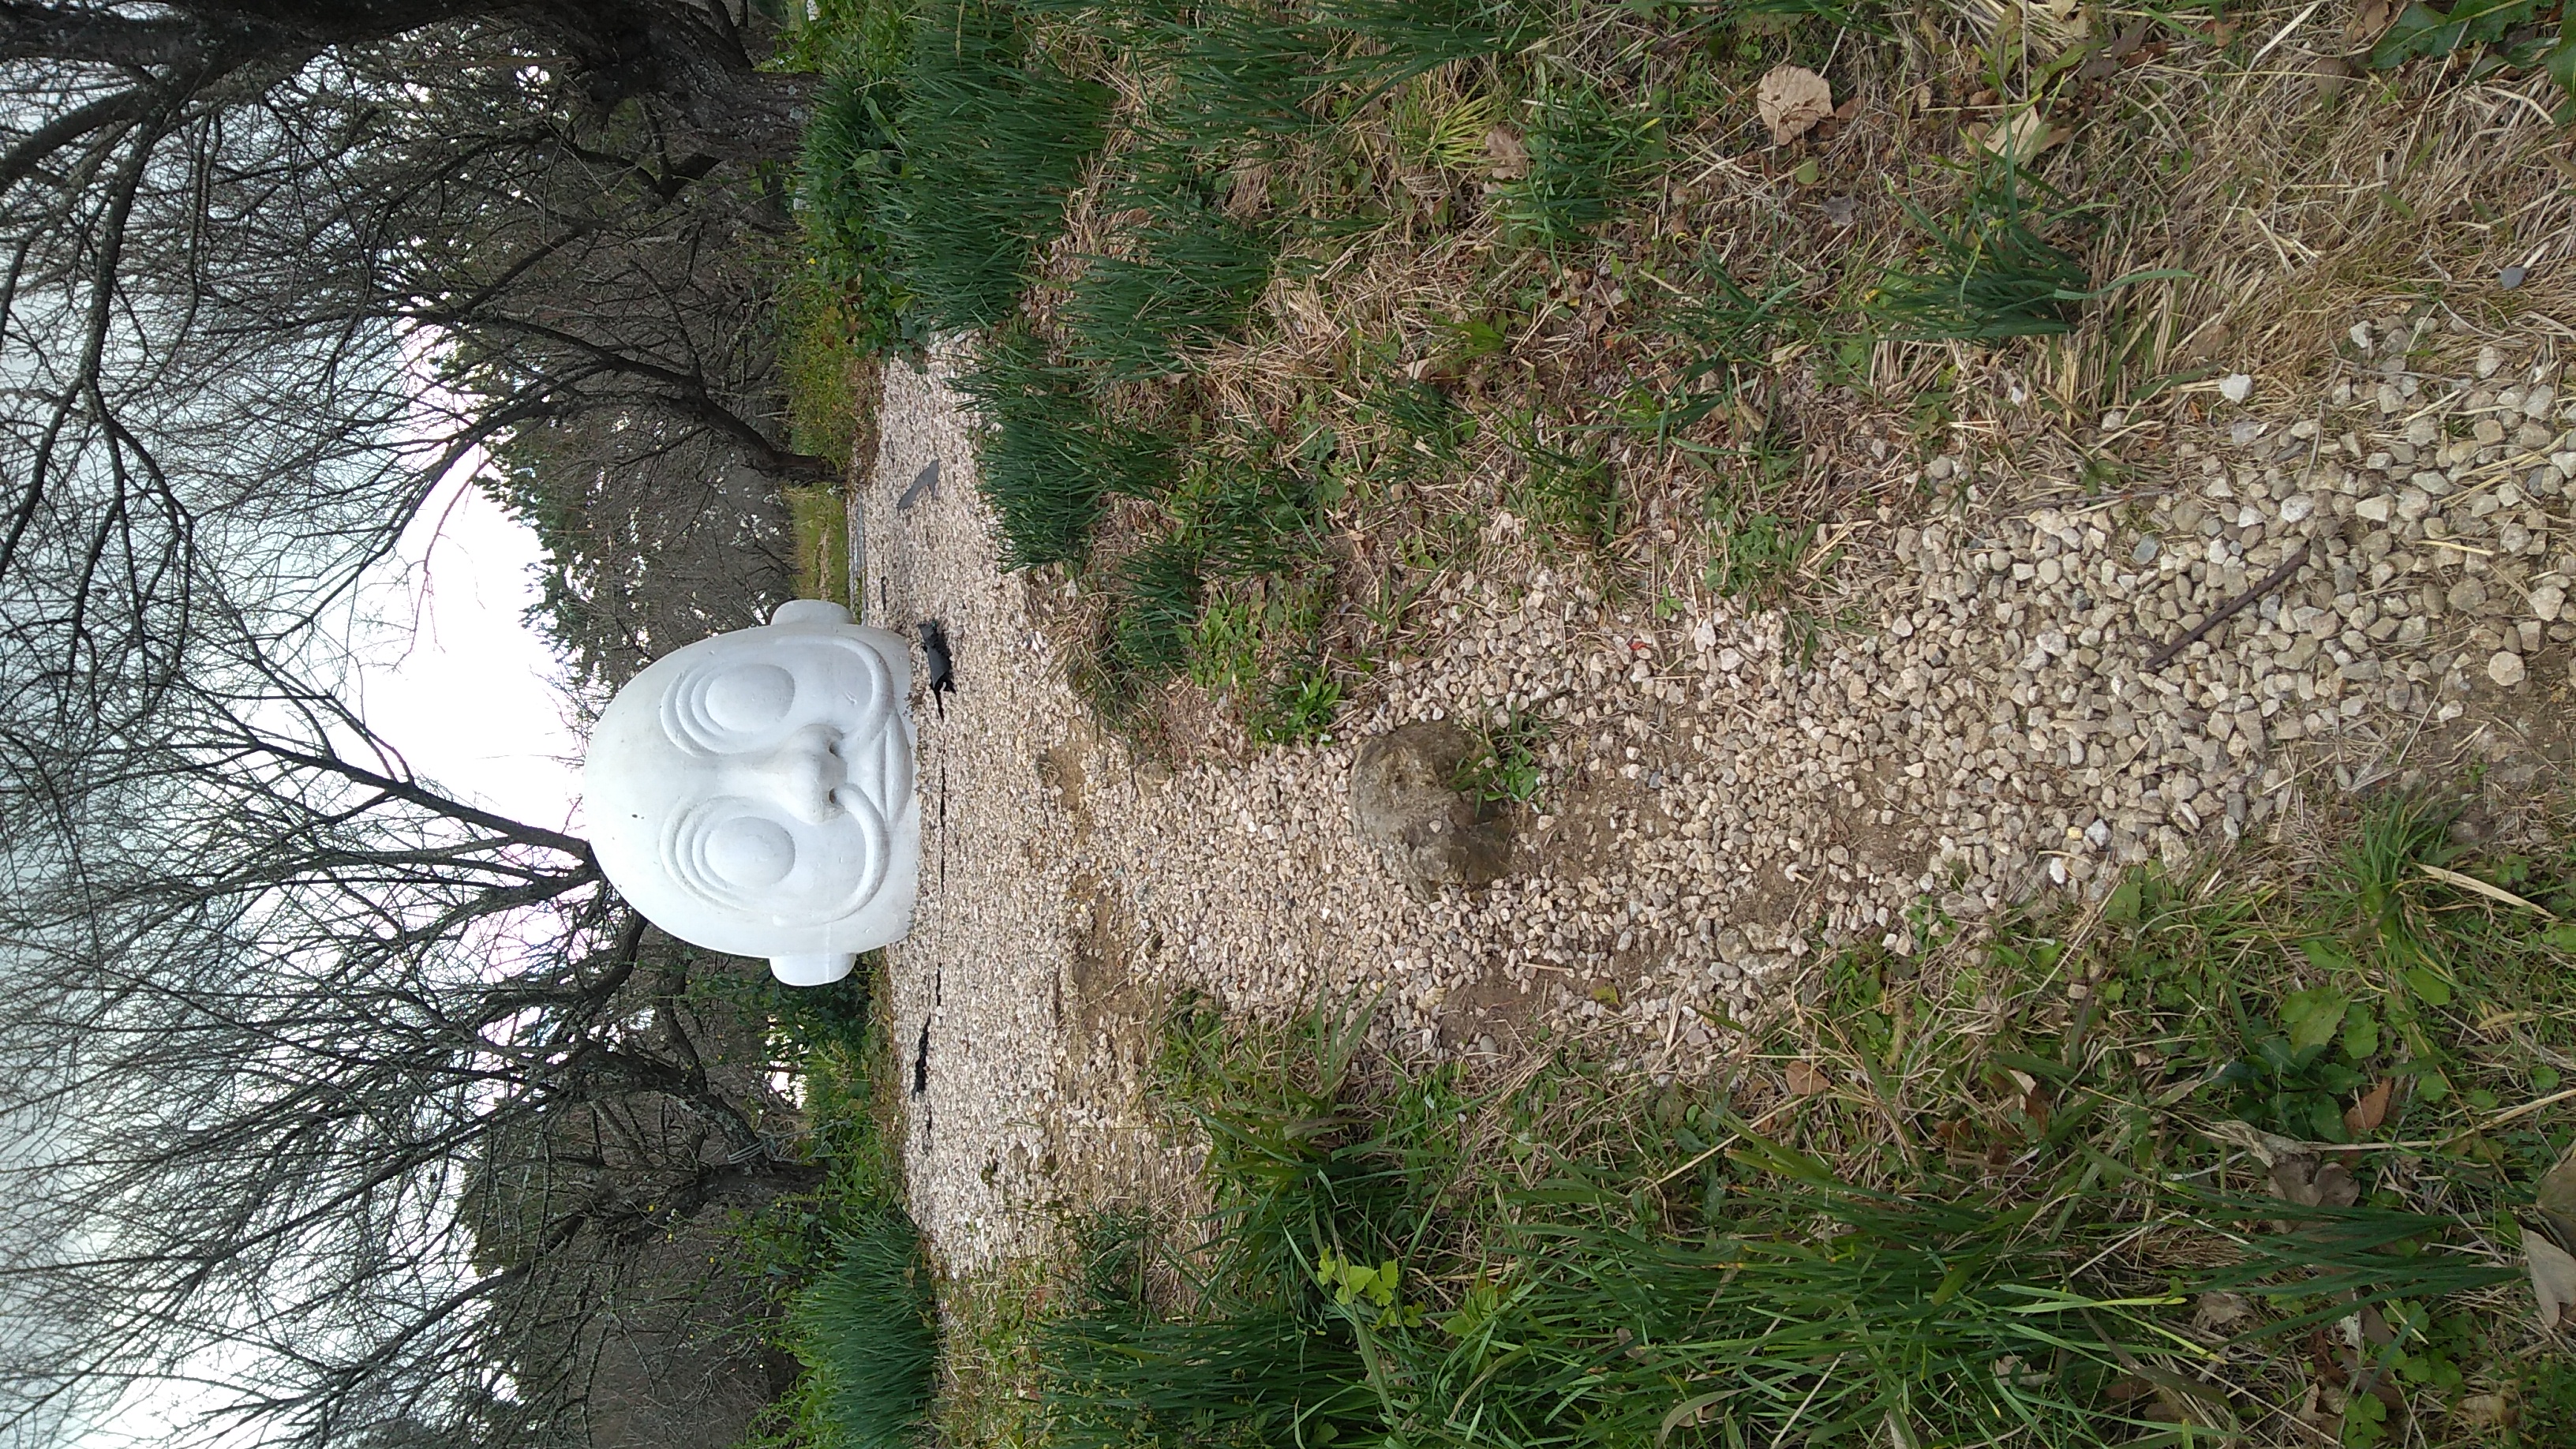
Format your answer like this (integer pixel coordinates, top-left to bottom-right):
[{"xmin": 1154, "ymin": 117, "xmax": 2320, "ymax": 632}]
[{"xmin": 583, "ymin": 599, "xmax": 919, "ymax": 987}]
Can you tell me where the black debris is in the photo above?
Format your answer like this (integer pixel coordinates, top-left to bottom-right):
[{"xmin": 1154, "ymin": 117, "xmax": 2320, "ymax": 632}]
[
  {"xmin": 918, "ymin": 619, "xmax": 955, "ymax": 701},
  {"xmin": 912, "ymin": 1020, "xmax": 930, "ymax": 1095}
]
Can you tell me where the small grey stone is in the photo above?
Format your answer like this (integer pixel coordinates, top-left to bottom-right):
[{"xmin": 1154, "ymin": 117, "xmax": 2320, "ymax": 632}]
[
  {"xmin": 2501, "ymin": 264, "xmax": 2529, "ymax": 290},
  {"xmin": 2488, "ymin": 650, "xmax": 2527, "ymax": 687},
  {"xmin": 2132, "ymin": 537, "xmax": 2161, "ymax": 564},
  {"xmin": 1350, "ymin": 722, "xmax": 1512, "ymax": 899}
]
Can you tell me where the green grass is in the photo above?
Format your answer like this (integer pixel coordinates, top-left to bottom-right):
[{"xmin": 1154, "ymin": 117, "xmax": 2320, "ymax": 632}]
[
  {"xmin": 1064, "ymin": 180, "xmax": 1280, "ymax": 381},
  {"xmin": 1083, "ymin": 0, "xmax": 1536, "ymax": 144},
  {"xmin": 884, "ymin": 2, "xmax": 1113, "ymax": 332},
  {"xmin": 957, "ymin": 327, "xmax": 1178, "ymax": 569},
  {"xmin": 1185, "ymin": 571, "xmax": 1344, "ymax": 742},
  {"xmin": 1866, "ymin": 162, "xmax": 2114, "ymax": 343},
  {"xmin": 728, "ymin": 958, "xmax": 922, "ymax": 1449},
  {"xmin": 796, "ymin": 73, "xmax": 912, "ymax": 350},
  {"xmin": 776, "ymin": 0, "xmax": 915, "ymax": 77},
  {"xmin": 1010, "ymin": 799, "xmax": 2576, "ymax": 1447},
  {"xmin": 1489, "ymin": 80, "xmax": 1668, "ymax": 248},
  {"xmin": 1183, "ymin": 589, "xmax": 1261, "ymax": 696},
  {"xmin": 1103, "ymin": 537, "xmax": 1206, "ymax": 682},
  {"xmin": 787, "ymin": 483, "xmax": 854, "ymax": 607},
  {"xmin": 1702, "ymin": 499, "xmax": 1812, "ymax": 605},
  {"xmin": 792, "ymin": 1205, "xmax": 941, "ymax": 1449},
  {"xmin": 1505, "ymin": 421, "xmax": 1620, "ymax": 552},
  {"xmin": 777, "ymin": 271, "xmax": 876, "ymax": 462}
]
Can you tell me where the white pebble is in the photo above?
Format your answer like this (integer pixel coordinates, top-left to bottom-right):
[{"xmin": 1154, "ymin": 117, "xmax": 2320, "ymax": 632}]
[
  {"xmin": 2219, "ymin": 373, "xmax": 2253, "ymax": 404},
  {"xmin": 2489, "ymin": 651, "xmax": 2528, "ymax": 687}
]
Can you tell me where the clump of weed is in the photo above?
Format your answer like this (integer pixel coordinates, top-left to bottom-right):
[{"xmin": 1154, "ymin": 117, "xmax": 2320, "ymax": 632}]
[
  {"xmin": 956, "ymin": 328, "xmax": 1178, "ymax": 568},
  {"xmin": 1246, "ymin": 659, "xmax": 1342, "ymax": 744},
  {"xmin": 1702, "ymin": 498, "xmax": 1813, "ymax": 604},
  {"xmin": 1177, "ymin": 454, "xmax": 1324, "ymax": 575},
  {"xmin": 1102, "ymin": 536, "xmax": 1208, "ymax": 683},
  {"xmin": 790, "ymin": 1204, "xmax": 940, "ymax": 1449},
  {"xmin": 1866, "ymin": 161, "xmax": 2174, "ymax": 343},
  {"xmin": 1064, "ymin": 172, "xmax": 1281, "ymax": 381},
  {"xmin": 1489, "ymin": 80, "xmax": 1667, "ymax": 247},
  {"xmin": 1183, "ymin": 589, "xmax": 1261, "ymax": 696},
  {"xmin": 1504, "ymin": 421, "xmax": 1619, "ymax": 551},
  {"xmin": 1453, "ymin": 706, "xmax": 1550, "ymax": 803},
  {"xmin": 885, "ymin": 3, "xmax": 1113, "ymax": 331}
]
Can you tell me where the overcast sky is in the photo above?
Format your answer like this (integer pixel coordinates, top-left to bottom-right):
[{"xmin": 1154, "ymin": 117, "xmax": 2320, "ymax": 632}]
[{"xmin": 346, "ymin": 470, "xmax": 586, "ymax": 833}]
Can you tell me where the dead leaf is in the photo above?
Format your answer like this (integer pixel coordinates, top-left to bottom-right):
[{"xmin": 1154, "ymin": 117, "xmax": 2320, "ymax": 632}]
[
  {"xmin": 2173, "ymin": 319, "xmax": 2233, "ymax": 366},
  {"xmin": 2420, "ymin": 862, "xmax": 2559, "ymax": 919},
  {"xmin": 1819, "ymin": 195, "xmax": 1857, "ymax": 227},
  {"xmin": 2193, "ymin": 1291, "xmax": 2254, "ymax": 1332},
  {"xmin": 2343, "ymin": 0, "xmax": 2400, "ymax": 49},
  {"xmin": 2343, "ymin": 1080, "xmax": 2394, "ymax": 1137},
  {"xmin": 2528, "ymin": 1232, "xmax": 2576, "ymax": 1331},
  {"xmin": 2271, "ymin": 1154, "xmax": 2358, "ymax": 1209},
  {"xmin": 1482, "ymin": 125, "xmax": 1528, "ymax": 180},
  {"xmin": 2207, "ymin": 1120, "xmax": 2357, "ymax": 1207},
  {"xmin": 1756, "ymin": 65, "xmax": 1833, "ymax": 148},
  {"xmin": 2537, "ymin": 1148, "xmax": 2576, "ymax": 1248},
  {"xmin": 2457, "ymin": 1392, "xmax": 2514, "ymax": 1428},
  {"xmin": 1973, "ymin": 106, "xmax": 2065, "ymax": 165},
  {"xmin": 2075, "ymin": 18, "xmax": 2152, "ymax": 81},
  {"xmin": 1785, "ymin": 1060, "xmax": 1830, "ymax": 1095},
  {"xmin": 2203, "ymin": 1118, "xmax": 2309, "ymax": 1166},
  {"xmin": 2021, "ymin": 1088, "xmax": 2051, "ymax": 1130},
  {"xmin": 2308, "ymin": 54, "xmax": 2356, "ymax": 102}
]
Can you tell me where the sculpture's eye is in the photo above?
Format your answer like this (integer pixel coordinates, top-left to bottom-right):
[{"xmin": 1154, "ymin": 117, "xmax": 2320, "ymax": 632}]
[
  {"xmin": 701, "ymin": 814, "xmax": 796, "ymax": 889},
  {"xmin": 702, "ymin": 664, "xmax": 796, "ymax": 733},
  {"xmin": 667, "ymin": 659, "xmax": 805, "ymax": 754}
]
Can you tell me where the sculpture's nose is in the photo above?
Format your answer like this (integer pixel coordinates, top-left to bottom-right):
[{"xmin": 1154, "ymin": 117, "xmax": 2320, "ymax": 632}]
[{"xmin": 726, "ymin": 723, "xmax": 848, "ymax": 825}]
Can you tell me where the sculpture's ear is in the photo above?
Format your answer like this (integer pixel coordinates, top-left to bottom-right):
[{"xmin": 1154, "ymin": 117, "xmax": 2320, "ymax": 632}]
[
  {"xmin": 770, "ymin": 952, "xmax": 856, "ymax": 987},
  {"xmin": 772, "ymin": 599, "xmax": 851, "ymax": 628}
]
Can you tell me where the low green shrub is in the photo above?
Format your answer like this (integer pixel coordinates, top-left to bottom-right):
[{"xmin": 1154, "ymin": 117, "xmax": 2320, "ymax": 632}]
[
  {"xmin": 1064, "ymin": 174, "xmax": 1279, "ymax": 381},
  {"xmin": 885, "ymin": 2, "xmax": 1112, "ymax": 332},
  {"xmin": 955, "ymin": 328, "xmax": 1178, "ymax": 568},
  {"xmin": 791, "ymin": 1205, "xmax": 940, "ymax": 1449}
]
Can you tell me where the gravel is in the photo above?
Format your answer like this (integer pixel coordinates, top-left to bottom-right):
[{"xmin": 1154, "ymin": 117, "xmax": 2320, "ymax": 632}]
[{"xmin": 863, "ymin": 322, "xmax": 2576, "ymax": 1272}]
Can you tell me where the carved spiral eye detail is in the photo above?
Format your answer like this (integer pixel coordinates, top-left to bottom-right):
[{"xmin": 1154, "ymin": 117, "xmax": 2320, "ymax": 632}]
[
  {"xmin": 659, "ymin": 642, "xmax": 890, "ymax": 756},
  {"xmin": 702, "ymin": 665, "xmax": 796, "ymax": 735},
  {"xmin": 662, "ymin": 796, "xmax": 892, "ymax": 918},
  {"xmin": 702, "ymin": 815, "xmax": 796, "ymax": 889}
]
